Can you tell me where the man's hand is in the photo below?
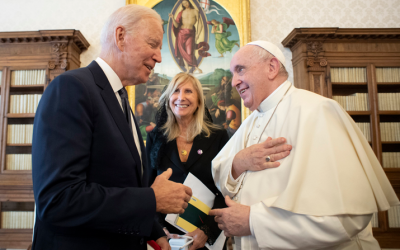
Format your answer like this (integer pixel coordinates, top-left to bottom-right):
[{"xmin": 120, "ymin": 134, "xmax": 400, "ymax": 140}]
[
  {"xmin": 232, "ymin": 137, "xmax": 292, "ymax": 178},
  {"xmin": 209, "ymin": 196, "xmax": 251, "ymax": 237},
  {"xmin": 186, "ymin": 228, "xmax": 208, "ymax": 250},
  {"xmin": 151, "ymin": 168, "xmax": 192, "ymax": 214},
  {"xmin": 156, "ymin": 236, "xmax": 171, "ymax": 250}
]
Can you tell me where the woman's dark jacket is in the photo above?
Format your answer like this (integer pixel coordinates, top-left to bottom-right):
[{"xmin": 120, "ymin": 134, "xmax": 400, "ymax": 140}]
[{"xmin": 146, "ymin": 126, "xmax": 229, "ymax": 246}]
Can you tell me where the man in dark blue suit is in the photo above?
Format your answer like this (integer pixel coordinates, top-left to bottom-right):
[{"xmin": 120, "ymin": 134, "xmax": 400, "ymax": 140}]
[{"xmin": 31, "ymin": 5, "xmax": 192, "ymax": 250}]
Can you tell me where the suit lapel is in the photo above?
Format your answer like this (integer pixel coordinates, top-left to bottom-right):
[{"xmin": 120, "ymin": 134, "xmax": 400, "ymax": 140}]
[
  {"xmin": 87, "ymin": 61, "xmax": 142, "ymax": 184},
  {"xmin": 185, "ymin": 133, "xmax": 217, "ymax": 171},
  {"xmin": 165, "ymin": 132, "xmax": 219, "ymax": 173}
]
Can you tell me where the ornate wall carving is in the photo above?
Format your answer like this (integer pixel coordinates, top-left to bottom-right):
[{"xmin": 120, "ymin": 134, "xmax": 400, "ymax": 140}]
[
  {"xmin": 306, "ymin": 41, "xmax": 328, "ymax": 69},
  {"xmin": 48, "ymin": 42, "xmax": 68, "ymax": 70}
]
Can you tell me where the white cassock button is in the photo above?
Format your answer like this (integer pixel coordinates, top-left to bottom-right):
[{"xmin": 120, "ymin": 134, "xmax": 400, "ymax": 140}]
[
  {"xmin": 259, "ymin": 114, "xmax": 264, "ymax": 117},
  {"xmin": 253, "ymin": 136, "xmax": 257, "ymax": 140},
  {"xmin": 256, "ymin": 124, "xmax": 260, "ymax": 128}
]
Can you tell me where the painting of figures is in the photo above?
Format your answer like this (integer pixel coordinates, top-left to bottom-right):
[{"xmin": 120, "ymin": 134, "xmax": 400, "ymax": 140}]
[{"xmin": 135, "ymin": 0, "xmax": 241, "ymax": 139}]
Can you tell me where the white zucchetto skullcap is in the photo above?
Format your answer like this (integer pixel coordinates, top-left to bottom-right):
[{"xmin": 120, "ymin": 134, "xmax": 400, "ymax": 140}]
[{"xmin": 246, "ymin": 41, "xmax": 286, "ymax": 68}]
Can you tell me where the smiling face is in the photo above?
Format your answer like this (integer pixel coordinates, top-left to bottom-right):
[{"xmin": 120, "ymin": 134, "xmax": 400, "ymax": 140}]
[
  {"xmin": 169, "ymin": 81, "xmax": 199, "ymax": 121},
  {"xmin": 230, "ymin": 46, "xmax": 271, "ymax": 111},
  {"xmin": 121, "ymin": 18, "xmax": 163, "ymax": 86}
]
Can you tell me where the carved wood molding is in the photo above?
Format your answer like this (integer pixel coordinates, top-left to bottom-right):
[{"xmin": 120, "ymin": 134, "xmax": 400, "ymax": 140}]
[
  {"xmin": 306, "ymin": 41, "xmax": 328, "ymax": 69},
  {"xmin": 307, "ymin": 61, "xmax": 327, "ymax": 71},
  {"xmin": 282, "ymin": 28, "xmax": 400, "ymax": 49},
  {"xmin": 307, "ymin": 41, "xmax": 323, "ymax": 58},
  {"xmin": 0, "ymin": 30, "xmax": 90, "ymax": 51},
  {"xmin": 48, "ymin": 42, "xmax": 68, "ymax": 70}
]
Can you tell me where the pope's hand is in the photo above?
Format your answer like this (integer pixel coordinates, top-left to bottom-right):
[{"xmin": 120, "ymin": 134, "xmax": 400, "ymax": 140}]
[
  {"xmin": 151, "ymin": 168, "xmax": 192, "ymax": 214},
  {"xmin": 232, "ymin": 137, "xmax": 291, "ymax": 178},
  {"xmin": 209, "ymin": 196, "xmax": 251, "ymax": 237}
]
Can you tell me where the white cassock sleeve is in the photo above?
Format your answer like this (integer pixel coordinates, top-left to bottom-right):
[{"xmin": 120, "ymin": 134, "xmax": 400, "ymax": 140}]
[
  {"xmin": 250, "ymin": 202, "xmax": 372, "ymax": 249},
  {"xmin": 226, "ymin": 170, "xmax": 245, "ymax": 194}
]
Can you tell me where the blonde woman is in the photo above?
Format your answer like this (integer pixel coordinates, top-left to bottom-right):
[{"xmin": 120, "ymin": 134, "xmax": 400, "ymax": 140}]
[{"xmin": 147, "ymin": 73, "xmax": 229, "ymax": 250}]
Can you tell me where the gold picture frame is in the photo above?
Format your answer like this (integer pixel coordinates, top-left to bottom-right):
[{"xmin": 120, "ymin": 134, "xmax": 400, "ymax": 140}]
[{"xmin": 126, "ymin": 0, "xmax": 251, "ymax": 124}]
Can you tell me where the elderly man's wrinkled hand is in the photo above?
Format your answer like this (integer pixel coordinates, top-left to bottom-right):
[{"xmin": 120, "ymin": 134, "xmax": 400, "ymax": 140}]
[
  {"xmin": 209, "ymin": 196, "xmax": 251, "ymax": 237},
  {"xmin": 232, "ymin": 137, "xmax": 291, "ymax": 178},
  {"xmin": 151, "ymin": 168, "xmax": 192, "ymax": 214}
]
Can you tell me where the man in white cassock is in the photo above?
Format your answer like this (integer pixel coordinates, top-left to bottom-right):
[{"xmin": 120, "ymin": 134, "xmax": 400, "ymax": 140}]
[{"xmin": 209, "ymin": 41, "xmax": 400, "ymax": 250}]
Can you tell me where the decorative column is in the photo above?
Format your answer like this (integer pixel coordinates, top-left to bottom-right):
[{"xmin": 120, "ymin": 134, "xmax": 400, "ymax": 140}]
[
  {"xmin": 305, "ymin": 41, "xmax": 329, "ymax": 97},
  {"xmin": 48, "ymin": 42, "xmax": 69, "ymax": 86}
]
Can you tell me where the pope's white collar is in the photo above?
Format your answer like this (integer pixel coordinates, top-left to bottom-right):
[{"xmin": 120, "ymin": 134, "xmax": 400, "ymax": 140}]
[{"xmin": 257, "ymin": 80, "xmax": 291, "ymax": 113}]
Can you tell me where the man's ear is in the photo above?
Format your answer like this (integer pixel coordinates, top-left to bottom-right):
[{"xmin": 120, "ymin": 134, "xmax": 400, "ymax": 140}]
[
  {"xmin": 267, "ymin": 57, "xmax": 280, "ymax": 80},
  {"xmin": 115, "ymin": 26, "xmax": 126, "ymax": 52}
]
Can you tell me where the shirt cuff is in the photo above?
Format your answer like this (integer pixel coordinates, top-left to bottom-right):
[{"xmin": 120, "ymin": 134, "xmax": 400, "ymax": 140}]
[{"xmin": 225, "ymin": 169, "xmax": 245, "ymax": 194}]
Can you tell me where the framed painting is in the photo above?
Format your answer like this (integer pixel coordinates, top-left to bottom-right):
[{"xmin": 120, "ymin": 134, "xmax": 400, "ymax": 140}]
[{"xmin": 126, "ymin": 0, "xmax": 251, "ymax": 140}]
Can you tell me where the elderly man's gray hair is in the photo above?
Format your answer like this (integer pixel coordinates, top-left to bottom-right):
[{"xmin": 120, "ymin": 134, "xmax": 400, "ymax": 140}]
[{"xmin": 100, "ymin": 4, "xmax": 162, "ymax": 58}]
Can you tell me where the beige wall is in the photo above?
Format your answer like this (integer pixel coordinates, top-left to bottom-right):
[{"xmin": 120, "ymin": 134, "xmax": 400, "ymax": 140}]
[
  {"xmin": 0, "ymin": 0, "xmax": 125, "ymax": 67},
  {"xmin": 0, "ymin": 0, "xmax": 399, "ymax": 82},
  {"xmin": 250, "ymin": 0, "xmax": 400, "ymax": 83}
]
